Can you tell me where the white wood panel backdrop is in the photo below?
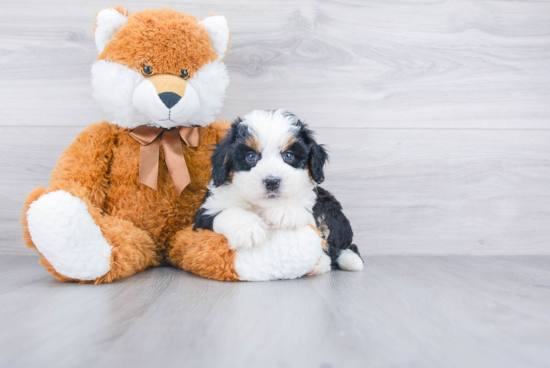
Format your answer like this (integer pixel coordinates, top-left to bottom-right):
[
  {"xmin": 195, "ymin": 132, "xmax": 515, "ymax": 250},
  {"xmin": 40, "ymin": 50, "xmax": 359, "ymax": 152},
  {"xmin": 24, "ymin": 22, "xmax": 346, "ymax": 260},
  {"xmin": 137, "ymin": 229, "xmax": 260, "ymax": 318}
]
[{"xmin": 1, "ymin": 0, "xmax": 549, "ymax": 255}]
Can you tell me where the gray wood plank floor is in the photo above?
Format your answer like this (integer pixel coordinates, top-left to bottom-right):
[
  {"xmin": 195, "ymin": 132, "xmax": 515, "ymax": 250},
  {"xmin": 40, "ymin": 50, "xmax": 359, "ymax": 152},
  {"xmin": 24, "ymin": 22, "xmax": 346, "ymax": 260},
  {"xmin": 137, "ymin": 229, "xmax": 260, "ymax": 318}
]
[{"xmin": 1, "ymin": 255, "xmax": 549, "ymax": 368}]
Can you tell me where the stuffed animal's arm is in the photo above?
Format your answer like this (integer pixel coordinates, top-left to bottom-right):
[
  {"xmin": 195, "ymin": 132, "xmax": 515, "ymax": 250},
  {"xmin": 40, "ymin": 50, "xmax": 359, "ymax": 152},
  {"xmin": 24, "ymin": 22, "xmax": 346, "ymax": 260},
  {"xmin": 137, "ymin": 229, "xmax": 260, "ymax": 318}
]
[
  {"xmin": 48, "ymin": 122, "xmax": 117, "ymax": 206},
  {"xmin": 22, "ymin": 122, "xmax": 161, "ymax": 283}
]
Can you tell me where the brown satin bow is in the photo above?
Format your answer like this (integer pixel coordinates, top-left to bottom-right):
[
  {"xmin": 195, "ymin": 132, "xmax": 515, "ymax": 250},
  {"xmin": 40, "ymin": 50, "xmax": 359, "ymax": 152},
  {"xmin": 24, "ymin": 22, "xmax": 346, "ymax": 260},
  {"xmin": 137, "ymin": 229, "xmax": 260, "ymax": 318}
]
[{"xmin": 129, "ymin": 126, "xmax": 201, "ymax": 194}]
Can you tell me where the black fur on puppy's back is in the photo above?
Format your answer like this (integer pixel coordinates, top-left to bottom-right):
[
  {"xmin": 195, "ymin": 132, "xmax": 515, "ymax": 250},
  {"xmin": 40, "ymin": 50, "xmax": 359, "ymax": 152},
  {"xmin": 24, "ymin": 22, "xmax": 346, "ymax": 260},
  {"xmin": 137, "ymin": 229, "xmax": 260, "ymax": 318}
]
[{"xmin": 313, "ymin": 186, "xmax": 363, "ymax": 268}]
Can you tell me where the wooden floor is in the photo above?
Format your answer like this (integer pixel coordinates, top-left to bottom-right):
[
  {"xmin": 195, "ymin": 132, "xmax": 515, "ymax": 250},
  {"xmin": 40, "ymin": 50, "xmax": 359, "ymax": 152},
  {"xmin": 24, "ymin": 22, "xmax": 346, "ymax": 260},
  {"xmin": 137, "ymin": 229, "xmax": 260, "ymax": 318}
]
[{"xmin": 1, "ymin": 255, "xmax": 549, "ymax": 368}]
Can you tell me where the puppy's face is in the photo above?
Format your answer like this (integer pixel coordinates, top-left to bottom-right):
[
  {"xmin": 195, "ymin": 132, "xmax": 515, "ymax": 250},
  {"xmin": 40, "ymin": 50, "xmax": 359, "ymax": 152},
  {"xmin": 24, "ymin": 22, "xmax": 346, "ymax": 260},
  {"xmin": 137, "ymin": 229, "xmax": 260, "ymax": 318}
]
[{"xmin": 211, "ymin": 110, "xmax": 328, "ymax": 207}]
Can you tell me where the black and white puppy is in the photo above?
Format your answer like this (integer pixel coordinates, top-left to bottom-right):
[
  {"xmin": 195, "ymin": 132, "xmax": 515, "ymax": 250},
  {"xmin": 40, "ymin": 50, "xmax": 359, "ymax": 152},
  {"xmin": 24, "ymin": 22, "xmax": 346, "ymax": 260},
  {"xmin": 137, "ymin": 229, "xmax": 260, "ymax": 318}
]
[{"xmin": 194, "ymin": 109, "xmax": 363, "ymax": 274}]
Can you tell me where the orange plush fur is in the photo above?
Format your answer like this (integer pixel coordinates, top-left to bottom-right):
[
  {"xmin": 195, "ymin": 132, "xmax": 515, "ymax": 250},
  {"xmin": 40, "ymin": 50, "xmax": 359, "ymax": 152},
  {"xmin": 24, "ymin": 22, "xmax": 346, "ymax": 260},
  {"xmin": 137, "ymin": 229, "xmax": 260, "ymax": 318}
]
[
  {"xmin": 22, "ymin": 7, "xmax": 235, "ymax": 283},
  {"xmin": 170, "ymin": 228, "xmax": 239, "ymax": 281},
  {"xmin": 99, "ymin": 8, "xmax": 218, "ymax": 78}
]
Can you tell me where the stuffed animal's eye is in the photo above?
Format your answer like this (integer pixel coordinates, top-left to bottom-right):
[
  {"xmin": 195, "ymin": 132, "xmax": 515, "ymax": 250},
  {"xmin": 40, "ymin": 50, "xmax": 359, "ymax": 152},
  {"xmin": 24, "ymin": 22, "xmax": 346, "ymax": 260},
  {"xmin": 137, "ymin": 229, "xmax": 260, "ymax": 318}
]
[
  {"xmin": 282, "ymin": 151, "xmax": 294, "ymax": 162},
  {"xmin": 142, "ymin": 65, "xmax": 153, "ymax": 76},
  {"xmin": 246, "ymin": 152, "xmax": 259, "ymax": 163},
  {"xmin": 180, "ymin": 69, "xmax": 189, "ymax": 79}
]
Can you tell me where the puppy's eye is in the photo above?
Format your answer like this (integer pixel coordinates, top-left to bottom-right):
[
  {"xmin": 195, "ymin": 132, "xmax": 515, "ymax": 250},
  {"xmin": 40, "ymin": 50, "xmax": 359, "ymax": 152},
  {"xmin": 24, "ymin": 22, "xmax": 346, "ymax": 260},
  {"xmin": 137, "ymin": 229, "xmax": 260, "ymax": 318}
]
[
  {"xmin": 180, "ymin": 69, "xmax": 189, "ymax": 79},
  {"xmin": 141, "ymin": 65, "xmax": 153, "ymax": 76},
  {"xmin": 246, "ymin": 152, "xmax": 259, "ymax": 163},
  {"xmin": 282, "ymin": 151, "xmax": 294, "ymax": 162}
]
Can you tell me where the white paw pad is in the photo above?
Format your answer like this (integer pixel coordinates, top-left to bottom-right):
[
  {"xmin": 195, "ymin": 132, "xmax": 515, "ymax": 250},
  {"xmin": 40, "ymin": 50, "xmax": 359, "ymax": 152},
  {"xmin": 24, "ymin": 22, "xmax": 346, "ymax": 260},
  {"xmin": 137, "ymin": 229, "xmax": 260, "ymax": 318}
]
[
  {"xmin": 26, "ymin": 190, "xmax": 112, "ymax": 280},
  {"xmin": 336, "ymin": 249, "xmax": 364, "ymax": 271}
]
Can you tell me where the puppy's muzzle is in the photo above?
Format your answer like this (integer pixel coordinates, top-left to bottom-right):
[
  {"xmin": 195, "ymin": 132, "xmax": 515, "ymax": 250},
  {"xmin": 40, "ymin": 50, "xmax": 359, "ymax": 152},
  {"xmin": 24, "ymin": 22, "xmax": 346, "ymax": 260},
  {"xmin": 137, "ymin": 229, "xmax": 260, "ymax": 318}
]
[{"xmin": 264, "ymin": 177, "xmax": 281, "ymax": 191}]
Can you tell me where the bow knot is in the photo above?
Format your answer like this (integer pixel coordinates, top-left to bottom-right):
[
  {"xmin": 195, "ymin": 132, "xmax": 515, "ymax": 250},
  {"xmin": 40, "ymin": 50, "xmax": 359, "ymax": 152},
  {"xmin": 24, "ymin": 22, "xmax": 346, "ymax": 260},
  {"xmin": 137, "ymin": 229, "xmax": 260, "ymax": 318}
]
[{"xmin": 129, "ymin": 126, "xmax": 201, "ymax": 194}]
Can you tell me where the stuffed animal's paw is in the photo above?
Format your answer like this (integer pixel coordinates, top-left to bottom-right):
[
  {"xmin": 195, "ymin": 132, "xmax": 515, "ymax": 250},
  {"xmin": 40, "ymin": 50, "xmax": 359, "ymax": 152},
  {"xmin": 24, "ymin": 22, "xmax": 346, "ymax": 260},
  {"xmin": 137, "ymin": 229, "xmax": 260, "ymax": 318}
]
[{"xmin": 261, "ymin": 205, "xmax": 314, "ymax": 230}]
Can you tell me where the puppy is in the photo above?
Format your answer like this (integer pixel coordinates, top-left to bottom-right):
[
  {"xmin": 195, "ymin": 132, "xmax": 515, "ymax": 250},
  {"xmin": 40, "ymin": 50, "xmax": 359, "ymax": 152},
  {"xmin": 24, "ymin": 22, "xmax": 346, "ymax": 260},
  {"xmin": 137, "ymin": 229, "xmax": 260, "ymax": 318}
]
[{"xmin": 194, "ymin": 109, "xmax": 363, "ymax": 273}]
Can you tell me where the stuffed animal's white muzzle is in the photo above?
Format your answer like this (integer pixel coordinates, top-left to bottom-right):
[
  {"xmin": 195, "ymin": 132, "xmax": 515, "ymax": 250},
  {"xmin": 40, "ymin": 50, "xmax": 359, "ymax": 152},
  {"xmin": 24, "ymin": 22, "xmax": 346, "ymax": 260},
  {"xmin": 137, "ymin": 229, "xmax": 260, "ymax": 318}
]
[{"xmin": 132, "ymin": 74, "xmax": 201, "ymax": 128}]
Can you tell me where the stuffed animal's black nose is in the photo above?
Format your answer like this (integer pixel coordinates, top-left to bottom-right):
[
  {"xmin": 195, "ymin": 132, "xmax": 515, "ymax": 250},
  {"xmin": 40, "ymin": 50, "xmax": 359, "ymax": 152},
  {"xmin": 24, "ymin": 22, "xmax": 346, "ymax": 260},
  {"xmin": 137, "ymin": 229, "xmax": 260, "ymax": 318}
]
[
  {"xmin": 158, "ymin": 92, "xmax": 181, "ymax": 109},
  {"xmin": 264, "ymin": 177, "xmax": 281, "ymax": 191}
]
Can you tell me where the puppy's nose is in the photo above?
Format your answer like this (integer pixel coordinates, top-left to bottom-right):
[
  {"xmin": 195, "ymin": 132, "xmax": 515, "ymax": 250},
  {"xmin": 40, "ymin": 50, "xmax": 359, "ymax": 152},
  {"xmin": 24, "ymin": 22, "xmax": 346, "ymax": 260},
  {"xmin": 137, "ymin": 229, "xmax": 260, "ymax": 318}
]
[
  {"xmin": 264, "ymin": 177, "xmax": 281, "ymax": 191},
  {"xmin": 158, "ymin": 92, "xmax": 181, "ymax": 109}
]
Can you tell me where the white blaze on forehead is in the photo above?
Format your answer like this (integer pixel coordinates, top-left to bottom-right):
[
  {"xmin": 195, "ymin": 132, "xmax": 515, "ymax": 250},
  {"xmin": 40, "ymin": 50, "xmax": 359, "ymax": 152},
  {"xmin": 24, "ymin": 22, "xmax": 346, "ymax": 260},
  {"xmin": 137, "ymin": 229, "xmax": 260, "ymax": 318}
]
[{"xmin": 240, "ymin": 110, "xmax": 298, "ymax": 154}]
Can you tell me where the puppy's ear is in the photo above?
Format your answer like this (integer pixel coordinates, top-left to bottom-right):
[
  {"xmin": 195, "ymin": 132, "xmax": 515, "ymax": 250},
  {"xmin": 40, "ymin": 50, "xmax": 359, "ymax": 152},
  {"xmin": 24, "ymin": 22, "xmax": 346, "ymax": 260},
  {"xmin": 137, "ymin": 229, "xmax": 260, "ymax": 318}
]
[
  {"xmin": 211, "ymin": 118, "xmax": 240, "ymax": 186},
  {"xmin": 296, "ymin": 119, "xmax": 329, "ymax": 184},
  {"xmin": 309, "ymin": 142, "xmax": 328, "ymax": 184}
]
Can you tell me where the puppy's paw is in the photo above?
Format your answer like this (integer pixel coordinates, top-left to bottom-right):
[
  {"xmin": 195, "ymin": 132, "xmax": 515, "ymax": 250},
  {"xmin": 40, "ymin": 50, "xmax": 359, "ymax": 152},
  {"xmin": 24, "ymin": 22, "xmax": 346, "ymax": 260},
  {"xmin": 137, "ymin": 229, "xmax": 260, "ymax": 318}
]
[
  {"xmin": 261, "ymin": 206, "xmax": 314, "ymax": 230},
  {"xmin": 213, "ymin": 208, "xmax": 270, "ymax": 250},
  {"xmin": 231, "ymin": 218, "xmax": 269, "ymax": 250}
]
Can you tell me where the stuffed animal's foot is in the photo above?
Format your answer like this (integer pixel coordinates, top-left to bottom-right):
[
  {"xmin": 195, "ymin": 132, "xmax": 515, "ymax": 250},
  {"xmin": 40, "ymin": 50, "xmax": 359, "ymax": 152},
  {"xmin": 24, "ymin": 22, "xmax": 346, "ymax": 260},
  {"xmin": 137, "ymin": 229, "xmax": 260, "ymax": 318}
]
[
  {"xmin": 336, "ymin": 249, "xmax": 364, "ymax": 271},
  {"xmin": 260, "ymin": 205, "xmax": 314, "ymax": 230},
  {"xmin": 213, "ymin": 208, "xmax": 269, "ymax": 250},
  {"xmin": 307, "ymin": 253, "xmax": 332, "ymax": 276},
  {"xmin": 26, "ymin": 190, "xmax": 113, "ymax": 281}
]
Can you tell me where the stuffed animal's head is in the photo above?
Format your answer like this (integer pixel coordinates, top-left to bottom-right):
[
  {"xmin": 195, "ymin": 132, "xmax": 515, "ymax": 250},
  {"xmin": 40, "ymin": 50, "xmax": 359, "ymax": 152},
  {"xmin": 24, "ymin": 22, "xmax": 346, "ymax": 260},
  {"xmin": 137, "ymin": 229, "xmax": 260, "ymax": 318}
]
[{"xmin": 91, "ymin": 7, "xmax": 230, "ymax": 129}]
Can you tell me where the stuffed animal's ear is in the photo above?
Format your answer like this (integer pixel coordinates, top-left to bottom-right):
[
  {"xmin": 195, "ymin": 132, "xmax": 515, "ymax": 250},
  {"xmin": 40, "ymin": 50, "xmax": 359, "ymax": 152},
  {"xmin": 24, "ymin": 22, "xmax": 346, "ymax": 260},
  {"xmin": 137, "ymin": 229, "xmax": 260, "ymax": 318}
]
[
  {"xmin": 199, "ymin": 16, "xmax": 230, "ymax": 60},
  {"xmin": 95, "ymin": 8, "xmax": 128, "ymax": 53},
  {"xmin": 211, "ymin": 120, "xmax": 239, "ymax": 186}
]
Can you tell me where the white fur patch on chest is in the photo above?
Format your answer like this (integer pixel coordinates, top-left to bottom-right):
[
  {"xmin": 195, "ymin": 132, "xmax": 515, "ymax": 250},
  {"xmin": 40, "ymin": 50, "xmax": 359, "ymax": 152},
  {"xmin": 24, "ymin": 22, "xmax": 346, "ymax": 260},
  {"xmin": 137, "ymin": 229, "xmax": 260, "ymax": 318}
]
[{"xmin": 234, "ymin": 226, "xmax": 323, "ymax": 281}]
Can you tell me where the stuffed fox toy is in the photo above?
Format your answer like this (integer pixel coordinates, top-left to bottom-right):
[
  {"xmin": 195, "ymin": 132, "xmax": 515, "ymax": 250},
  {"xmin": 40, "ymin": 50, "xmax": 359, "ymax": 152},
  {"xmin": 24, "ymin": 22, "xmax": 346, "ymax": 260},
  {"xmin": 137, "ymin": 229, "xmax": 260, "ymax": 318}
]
[
  {"xmin": 22, "ymin": 7, "xmax": 238, "ymax": 283},
  {"xmin": 22, "ymin": 7, "xmax": 347, "ymax": 283}
]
